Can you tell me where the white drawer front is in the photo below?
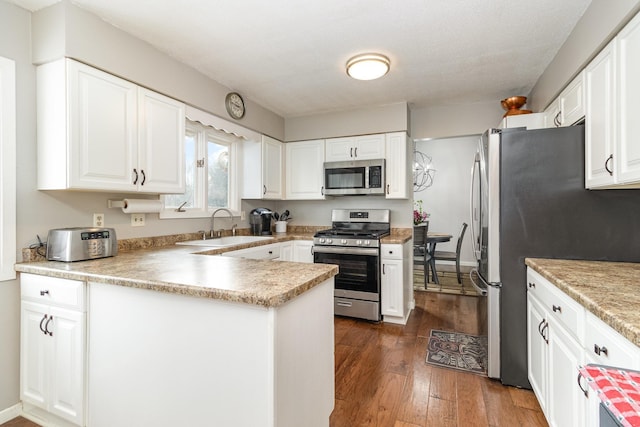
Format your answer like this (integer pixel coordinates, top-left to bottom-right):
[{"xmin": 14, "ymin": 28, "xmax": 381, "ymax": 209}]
[
  {"xmin": 21, "ymin": 273, "xmax": 85, "ymax": 310},
  {"xmin": 381, "ymin": 244, "xmax": 402, "ymax": 260},
  {"xmin": 527, "ymin": 269, "xmax": 583, "ymax": 342},
  {"xmin": 584, "ymin": 311, "xmax": 640, "ymax": 369}
]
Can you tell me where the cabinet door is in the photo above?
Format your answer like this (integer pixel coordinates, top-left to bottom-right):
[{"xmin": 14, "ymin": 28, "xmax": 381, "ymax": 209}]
[
  {"xmin": 616, "ymin": 13, "xmax": 640, "ymax": 184},
  {"xmin": 262, "ymin": 136, "xmax": 283, "ymax": 199},
  {"xmin": 21, "ymin": 301, "xmax": 49, "ymax": 409},
  {"xmin": 293, "ymin": 241, "xmax": 314, "ymax": 263},
  {"xmin": 138, "ymin": 88, "xmax": 186, "ymax": 193},
  {"xmin": 385, "ymin": 132, "xmax": 408, "ymax": 199},
  {"xmin": 354, "ymin": 134, "xmax": 385, "ymax": 159},
  {"xmin": 49, "ymin": 306, "xmax": 86, "ymax": 425},
  {"xmin": 68, "ymin": 60, "xmax": 138, "ymax": 191},
  {"xmin": 560, "ymin": 72, "xmax": 585, "ymax": 126},
  {"xmin": 548, "ymin": 319, "xmax": 585, "ymax": 427},
  {"xmin": 527, "ymin": 294, "xmax": 548, "ymax": 417},
  {"xmin": 285, "ymin": 140, "xmax": 325, "ymax": 199},
  {"xmin": 585, "ymin": 42, "xmax": 616, "ymax": 188},
  {"xmin": 381, "ymin": 258, "xmax": 402, "ymax": 317},
  {"xmin": 325, "ymin": 137, "xmax": 355, "ymax": 162},
  {"xmin": 279, "ymin": 242, "xmax": 293, "ymax": 261},
  {"xmin": 543, "ymin": 102, "xmax": 561, "ymax": 128}
]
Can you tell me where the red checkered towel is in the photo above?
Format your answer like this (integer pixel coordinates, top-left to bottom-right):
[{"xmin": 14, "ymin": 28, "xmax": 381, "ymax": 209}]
[{"xmin": 579, "ymin": 365, "xmax": 640, "ymax": 427}]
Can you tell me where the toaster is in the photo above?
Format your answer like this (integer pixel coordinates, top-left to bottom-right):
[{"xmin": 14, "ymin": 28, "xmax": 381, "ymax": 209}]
[{"xmin": 46, "ymin": 227, "xmax": 118, "ymax": 262}]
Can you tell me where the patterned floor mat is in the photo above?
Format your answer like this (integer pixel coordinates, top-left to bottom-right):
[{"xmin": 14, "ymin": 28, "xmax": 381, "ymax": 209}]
[{"xmin": 426, "ymin": 329, "xmax": 488, "ymax": 375}]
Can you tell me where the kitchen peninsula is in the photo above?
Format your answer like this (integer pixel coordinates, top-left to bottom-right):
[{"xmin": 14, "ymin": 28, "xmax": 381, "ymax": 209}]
[{"xmin": 15, "ymin": 241, "xmax": 338, "ymax": 427}]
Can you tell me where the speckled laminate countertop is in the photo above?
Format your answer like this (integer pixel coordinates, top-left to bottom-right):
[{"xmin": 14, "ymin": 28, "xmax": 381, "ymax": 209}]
[
  {"xmin": 16, "ymin": 232, "xmax": 337, "ymax": 308},
  {"xmin": 526, "ymin": 258, "xmax": 640, "ymax": 347}
]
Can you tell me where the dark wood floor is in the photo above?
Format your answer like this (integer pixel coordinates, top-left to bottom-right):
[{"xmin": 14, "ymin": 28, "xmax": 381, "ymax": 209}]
[
  {"xmin": 330, "ymin": 291, "xmax": 548, "ymax": 427},
  {"xmin": 3, "ymin": 291, "xmax": 546, "ymax": 427}
]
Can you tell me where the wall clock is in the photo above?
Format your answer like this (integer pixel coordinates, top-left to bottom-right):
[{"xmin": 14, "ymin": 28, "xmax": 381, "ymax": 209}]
[{"xmin": 225, "ymin": 92, "xmax": 245, "ymax": 120}]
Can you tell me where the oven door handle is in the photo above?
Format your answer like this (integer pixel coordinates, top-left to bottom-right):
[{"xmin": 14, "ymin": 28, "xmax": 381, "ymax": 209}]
[{"xmin": 312, "ymin": 245, "xmax": 379, "ymax": 256}]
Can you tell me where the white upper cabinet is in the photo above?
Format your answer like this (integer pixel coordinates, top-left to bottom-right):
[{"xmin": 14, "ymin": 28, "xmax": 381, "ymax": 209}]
[
  {"xmin": 616, "ymin": 12, "xmax": 640, "ymax": 185},
  {"xmin": 585, "ymin": 42, "xmax": 616, "ymax": 188},
  {"xmin": 543, "ymin": 72, "xmax": 585, "ymax": 128},
  {"xmin": 137, "ymin": 88, "xmax": 186, "ymax": 193},
  {"xmin": 37, "ymin": 59, "xmax": 185, "ymax": 193},
  {"xmin": 325, "ymin": 134, "xmax": 385, "ymax": 162},
  {"xmin": 585, "ymin": 10, "xmax": 640, "ymax": 189},
  {"xmin": 384, "ymin": 132, "xmax": 409, "ymax": 199},
  {"xmin": 242, "ymin": 135, "xmax": 283, "ymax": 199},
  {"xmin": 285, "ymin": 139, "xmax": 325, "ymax": 200}
]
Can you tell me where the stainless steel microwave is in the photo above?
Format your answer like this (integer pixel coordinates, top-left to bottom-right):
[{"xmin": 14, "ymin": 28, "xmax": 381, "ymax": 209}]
[{"xmin": 323, "ymin": 159, "xmax": 385, "ymax": 196}]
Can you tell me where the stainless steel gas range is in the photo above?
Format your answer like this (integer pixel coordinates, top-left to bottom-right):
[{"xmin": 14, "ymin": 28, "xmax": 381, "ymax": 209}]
[{"xmin": 313, "ymin": 209, "xmax": 390, "ymax": 321}]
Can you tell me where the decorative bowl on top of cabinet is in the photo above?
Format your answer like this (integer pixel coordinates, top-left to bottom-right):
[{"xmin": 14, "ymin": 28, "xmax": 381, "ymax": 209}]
[{"xmin": 37, "ymin": 58, "xmax": 186, "ymax": 193}]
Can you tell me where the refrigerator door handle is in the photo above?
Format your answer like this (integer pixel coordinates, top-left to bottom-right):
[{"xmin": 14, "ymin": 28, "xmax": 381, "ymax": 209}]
[
  {"xmin": 475, "ymin": 269, "xmax": 502, "ymax": 288},
  {"xmin": 469, "ymin": 269, "xmax": 488, "ymax": 296},
  {"xmin": 469, "ymin": 153, "xmax": 480, "ymax": 259}
]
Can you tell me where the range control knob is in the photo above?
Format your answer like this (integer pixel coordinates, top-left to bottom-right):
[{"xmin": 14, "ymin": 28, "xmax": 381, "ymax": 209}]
[
  {"xmin": 364, "ymin": 240, "xmax": 371, "ymax": 246},
  {"xmin": 356, "ymin": 240, "xmax": 363, "ymax": 246},
  {"xmin": 327, "ymin": 239, "xmax": 333, "ymax": 244},
  {"xmin": 319, "ymin": 238, "xmax": 326, "ymax": 244},
  {"xmin": 341, "ymin": 239, "xmax": 347, "ymax": 245}
]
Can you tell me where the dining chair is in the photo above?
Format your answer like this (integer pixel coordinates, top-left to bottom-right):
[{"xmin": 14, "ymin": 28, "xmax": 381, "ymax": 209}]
[
  {"xmin": 433, "ymin": 222, "xmax": 468, "ymax": 284},
  {"xmin": 412, "ymin": 222, "xmax": 430, "ymax": 288}
]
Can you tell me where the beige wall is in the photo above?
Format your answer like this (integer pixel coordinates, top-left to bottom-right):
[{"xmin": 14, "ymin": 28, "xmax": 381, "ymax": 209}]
[
  {"xmin": 284, "ymin": 102, "xmax": 408, "ymax": 141},
  {"xmin": 32, "ymin": 1, "xmax": 285, "ymax": 141},
  {"xmin": 529, "ymin": 0, "xmax": 640, "ymax": 111},
  {"xmin": 410, "ymin": 100, "xmax": 503, "ymax": 140},
  {"xmin": 0, "ymin": 0, "xmax": 31, "ymax": 413}
]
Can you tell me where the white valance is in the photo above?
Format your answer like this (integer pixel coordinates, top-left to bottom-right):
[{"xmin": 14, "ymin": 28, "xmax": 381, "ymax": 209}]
[{"xmin": 185, "ymin": 105, "xmax": 261, "ymax": 142}]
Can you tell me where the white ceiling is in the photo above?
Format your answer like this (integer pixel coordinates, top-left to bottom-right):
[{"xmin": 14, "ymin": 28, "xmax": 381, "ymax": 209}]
[{"xmin": 9, "ymin": 0, "xmax": 592, "ymax": 118}]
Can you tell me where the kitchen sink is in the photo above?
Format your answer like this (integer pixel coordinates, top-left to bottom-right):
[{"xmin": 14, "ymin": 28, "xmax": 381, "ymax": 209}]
[{"xmin": 176, "ymin": 235, "xmax": 274, "ymax": 247}]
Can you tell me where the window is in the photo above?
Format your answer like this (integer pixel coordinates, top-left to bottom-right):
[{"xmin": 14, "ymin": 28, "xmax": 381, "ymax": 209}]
[
  {"xmin": 0, "ymin": 56, "xmax": 16, "ymax": 280},
  {"xmin": 162, "ymin": 119, "xmax": 240, "ymax": 218}
]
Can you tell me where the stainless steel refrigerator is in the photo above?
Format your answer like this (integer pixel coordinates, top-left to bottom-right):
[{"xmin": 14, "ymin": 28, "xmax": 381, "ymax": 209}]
[{"xmin": 470, "ymin": 125, "xmax": 640, "ymax": 388}]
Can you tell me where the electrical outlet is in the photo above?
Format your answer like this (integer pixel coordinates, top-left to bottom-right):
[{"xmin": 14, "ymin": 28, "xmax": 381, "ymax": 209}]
[
  {"xmin": 131, "ymin": 213, "xmax": 146, "ymax": 227},
  {"xmin": 241, "ymin": 211, "xmax": 246, "ymax": 221},
  {"xmin": 93, "ymin": 213, "xmax": 104, "ymax": 227}
]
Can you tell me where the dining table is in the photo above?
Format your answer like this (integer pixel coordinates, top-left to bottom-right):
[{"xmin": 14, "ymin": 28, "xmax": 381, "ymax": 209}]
[{"xmin": 426, "ymin": 232, "xmax": 452, "ymax": 285}]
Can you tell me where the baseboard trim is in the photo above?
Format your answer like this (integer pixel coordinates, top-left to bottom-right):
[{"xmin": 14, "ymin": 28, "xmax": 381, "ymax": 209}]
[{"xmin": 0, "ymin": 403, "xmax": 22, "ymax": 424}]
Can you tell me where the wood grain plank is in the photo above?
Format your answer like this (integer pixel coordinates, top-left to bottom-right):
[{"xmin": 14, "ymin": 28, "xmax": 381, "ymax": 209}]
[
  {"xmin": 426, "ymin": 396, "xmax": 457, "ymax": 427},
  {"xmin": 455, "ymin": 372, "xmax": 489, "ymax": 427}
]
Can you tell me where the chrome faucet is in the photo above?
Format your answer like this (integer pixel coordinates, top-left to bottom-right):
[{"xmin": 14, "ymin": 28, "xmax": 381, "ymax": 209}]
[{"xmin": 210, "ymin": 208, "xmax": 234, "ymax": 238}]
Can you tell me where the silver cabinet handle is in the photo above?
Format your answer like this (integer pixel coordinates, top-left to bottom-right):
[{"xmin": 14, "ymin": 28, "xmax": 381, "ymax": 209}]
[
  {"xmin": 336, "ymin": 301, "xmax": 352, "ymax": 307},
  {"xmin": 605, "ymin": 154, "xmax": 613, "ymax": 176}
]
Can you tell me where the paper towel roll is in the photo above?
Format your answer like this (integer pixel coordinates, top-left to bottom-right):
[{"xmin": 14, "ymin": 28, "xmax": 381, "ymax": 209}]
[{"xmin": 122, "ymin": 199, "xmax": 163, "ymax": 213}]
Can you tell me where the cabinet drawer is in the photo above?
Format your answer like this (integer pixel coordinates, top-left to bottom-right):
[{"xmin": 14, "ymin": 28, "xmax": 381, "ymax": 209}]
[
  {"xmin": 584, "ymin": 311, "xmax": 640, "ymax": 369},
  {"xmin": 21, "ymin": 273, "xmax": 85, "ymax": 310},
  {"xmin": 381, "ymin": 244, "xmax": 402, "ymax": 260},
  {"xmin": 527, "ymin": 269, "xmax": 583, "ymax": 341}
]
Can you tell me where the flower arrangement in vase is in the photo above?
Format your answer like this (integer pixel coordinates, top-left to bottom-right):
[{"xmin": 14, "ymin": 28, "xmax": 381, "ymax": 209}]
[{"xmin": 413, "ymin": 200, "xmax": 429, "ymax": 225}]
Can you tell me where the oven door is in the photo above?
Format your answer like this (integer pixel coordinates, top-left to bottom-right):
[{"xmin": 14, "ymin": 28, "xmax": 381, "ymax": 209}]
[{"xmin": 313, "ymin": 246, "xmax": 380, "ymax": 302}]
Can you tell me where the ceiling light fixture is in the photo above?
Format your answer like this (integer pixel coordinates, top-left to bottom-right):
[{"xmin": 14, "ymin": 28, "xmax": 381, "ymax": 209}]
[{"xmin": 346, "ymin": 53, "xmax": 390, "ymax": 80}]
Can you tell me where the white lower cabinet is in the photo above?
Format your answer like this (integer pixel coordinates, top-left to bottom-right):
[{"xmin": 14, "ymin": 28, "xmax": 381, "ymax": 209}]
[
  {"xmin": 293, "ymin": 240, "xmax": 314, "ymax": 263},
  {"xmin": 527, "ymin": 271, "xmax": 585, "ymax": 427},
  {"xmin": 527, "ymin": 267, "xmax": 640, "ymax": 427},
  {"xmin": 20, "ymin": 273, "xmax": 86, "ymax": 426},
  {"xmin": 380, "ymin": 242, "xmax": 412, "ymax": 324}
]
